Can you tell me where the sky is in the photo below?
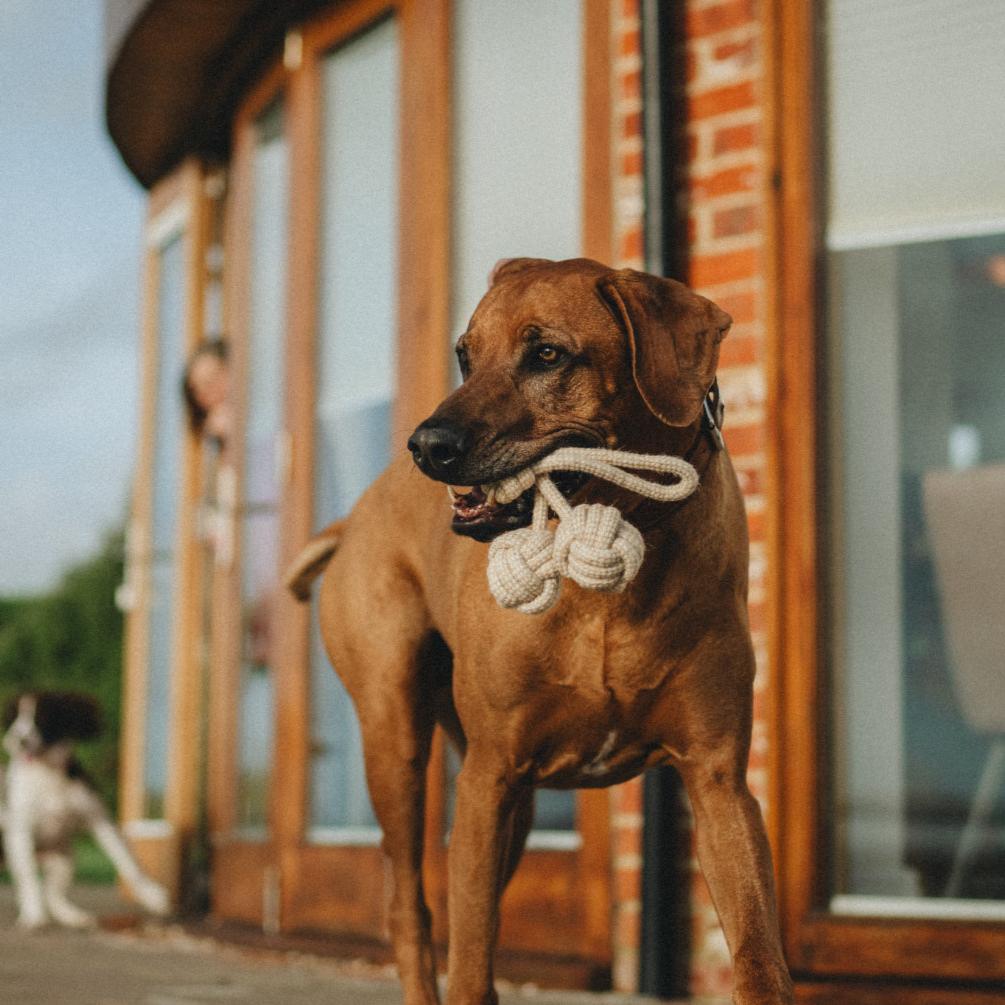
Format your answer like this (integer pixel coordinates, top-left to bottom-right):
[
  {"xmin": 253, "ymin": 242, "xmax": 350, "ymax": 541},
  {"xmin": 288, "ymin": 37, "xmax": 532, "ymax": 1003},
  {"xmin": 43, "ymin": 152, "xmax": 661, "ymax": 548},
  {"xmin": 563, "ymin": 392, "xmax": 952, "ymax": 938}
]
[{"xmin": 0, "ymin": 0, "xmax": 145, "ymax": 593}]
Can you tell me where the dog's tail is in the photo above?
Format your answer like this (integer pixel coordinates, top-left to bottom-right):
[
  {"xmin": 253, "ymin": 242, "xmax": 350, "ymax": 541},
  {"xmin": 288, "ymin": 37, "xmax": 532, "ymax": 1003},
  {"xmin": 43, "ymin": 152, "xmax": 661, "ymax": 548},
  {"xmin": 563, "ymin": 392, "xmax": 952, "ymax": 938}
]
[{"xmin": 284, "ymin": 520, "xmax": 346, "ymax": 601}]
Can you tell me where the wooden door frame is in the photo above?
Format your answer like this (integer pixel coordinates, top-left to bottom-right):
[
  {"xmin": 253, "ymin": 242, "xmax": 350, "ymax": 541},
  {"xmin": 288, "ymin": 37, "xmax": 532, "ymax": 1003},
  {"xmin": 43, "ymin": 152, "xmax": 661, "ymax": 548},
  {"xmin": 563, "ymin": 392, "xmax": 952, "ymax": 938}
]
[
  {"xmin": 765, "ymin": 0, "xmax": 1005, "ymax": 994},
  {"xmin": 209, "ymin": 0, "xmax": 614, "ymax": 978},
  {"xmin": 120, "ymin": 159, "xmax": 210, "ymax": 904}
]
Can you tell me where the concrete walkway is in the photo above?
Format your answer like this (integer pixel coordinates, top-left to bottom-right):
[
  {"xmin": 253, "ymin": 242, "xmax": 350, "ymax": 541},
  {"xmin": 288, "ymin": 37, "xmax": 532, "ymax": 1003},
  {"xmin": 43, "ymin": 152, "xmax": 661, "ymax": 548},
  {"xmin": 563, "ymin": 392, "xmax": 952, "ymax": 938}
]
[{"xmin": 0, "ymin": 886, "xmax": 684, "ymax": 1005}]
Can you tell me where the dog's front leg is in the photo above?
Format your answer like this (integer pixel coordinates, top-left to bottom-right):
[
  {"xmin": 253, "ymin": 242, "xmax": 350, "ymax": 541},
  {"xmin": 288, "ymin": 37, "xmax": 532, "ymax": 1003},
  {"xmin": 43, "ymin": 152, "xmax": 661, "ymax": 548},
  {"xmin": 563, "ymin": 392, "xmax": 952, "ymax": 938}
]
[
  {"xmin": 446, "ymin": 757, "xmax": 517, "ymax": 1005},
  {"xmin": 90, "ymin": 816, "xmax": 170, "ymax": 916},
  {"xmin": 3, "ymin": 824, "xmax": 47, "ymax": 929}
]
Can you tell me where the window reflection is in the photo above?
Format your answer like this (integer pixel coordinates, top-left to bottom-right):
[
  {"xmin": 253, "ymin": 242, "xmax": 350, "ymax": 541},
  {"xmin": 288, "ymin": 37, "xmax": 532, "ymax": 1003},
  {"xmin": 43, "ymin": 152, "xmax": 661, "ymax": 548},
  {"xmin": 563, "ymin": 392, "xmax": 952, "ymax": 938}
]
[
  {"xmin": 143, "ymin": 231, "xmax": 186, "ymax": 819},
  {"xmin": 308, "ymin": 18, "xmax": 398, "ymax": 836},
  {"xmin": 235, "ymin": 97, "xmax": 287, "ymax": 832},
  {"xmin": 830, "ymin": 235, "xmax": 1005, "ymax": 908}
]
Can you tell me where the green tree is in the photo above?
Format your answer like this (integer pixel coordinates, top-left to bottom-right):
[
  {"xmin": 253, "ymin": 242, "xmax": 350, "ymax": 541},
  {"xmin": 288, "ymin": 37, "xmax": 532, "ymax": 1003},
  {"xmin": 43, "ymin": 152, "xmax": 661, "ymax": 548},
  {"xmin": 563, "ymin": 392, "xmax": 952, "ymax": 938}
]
[{"xmin": 0, "ymin": 531, "xmax": 125, "ymax": 807}]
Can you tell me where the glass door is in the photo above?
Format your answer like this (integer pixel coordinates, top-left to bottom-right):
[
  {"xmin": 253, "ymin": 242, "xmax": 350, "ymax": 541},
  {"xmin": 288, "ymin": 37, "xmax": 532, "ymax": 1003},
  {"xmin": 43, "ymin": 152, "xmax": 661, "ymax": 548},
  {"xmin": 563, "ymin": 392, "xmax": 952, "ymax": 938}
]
[
  {"xmin": 209, "ymin": 73, "xmax": 291, "ymax": 928},
  {"xmin": 233, "ymin": 96, "xmax": 288, "ymax": 836},
  {"xmin": 307, "ymin": 14, "xmax": 398, "ymax": 844}
]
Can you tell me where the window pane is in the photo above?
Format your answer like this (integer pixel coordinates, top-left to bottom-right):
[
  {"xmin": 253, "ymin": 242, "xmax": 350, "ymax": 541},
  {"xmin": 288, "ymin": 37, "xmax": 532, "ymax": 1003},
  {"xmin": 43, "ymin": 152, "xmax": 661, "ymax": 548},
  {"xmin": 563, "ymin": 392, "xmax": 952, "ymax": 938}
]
[
  {"xmin": 235, "ymin": 97, "xmax": 287, "ymax": 832},
  {"xmin": 449, "ymin": 0, "xmax": 581, "ymax": 834},
  {"xmin": 309, "ymin": 17, "xmax": 398, "ymax": 835},
  {"xmin": 829, "ymin": 234, "xmax": 1005, "ymax": 913},
  {"xmin": 452, "ymin": 0, "xmax": 583, "ymax": 340},
  {"xmin": 142, "ymin": 231, "xmax": 186, "ymax": 819}
]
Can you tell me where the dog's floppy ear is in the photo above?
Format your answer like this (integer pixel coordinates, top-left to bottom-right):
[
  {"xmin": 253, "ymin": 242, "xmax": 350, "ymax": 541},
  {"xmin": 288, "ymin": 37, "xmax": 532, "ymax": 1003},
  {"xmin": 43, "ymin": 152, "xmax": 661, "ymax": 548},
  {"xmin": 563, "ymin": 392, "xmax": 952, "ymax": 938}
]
[
  {"xmin": 597, "ymin": 268, "xmax": 732, "ymax": 427},
  {"xmin": 488, "ymin": 257, "xmax": 552, "ymax": 288},
  {"xmin": 34, "ymin": 692, "xmax": 103, "ymax": 744}
]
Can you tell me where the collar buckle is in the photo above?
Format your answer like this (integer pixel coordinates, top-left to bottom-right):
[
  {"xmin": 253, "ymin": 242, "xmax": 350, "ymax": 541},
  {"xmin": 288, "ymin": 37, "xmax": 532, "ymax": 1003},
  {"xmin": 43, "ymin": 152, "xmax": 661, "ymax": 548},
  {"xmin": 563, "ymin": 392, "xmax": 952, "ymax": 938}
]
[{"xmin": 702, "ymin": 379, "xmax": 725, "ymax": 451}]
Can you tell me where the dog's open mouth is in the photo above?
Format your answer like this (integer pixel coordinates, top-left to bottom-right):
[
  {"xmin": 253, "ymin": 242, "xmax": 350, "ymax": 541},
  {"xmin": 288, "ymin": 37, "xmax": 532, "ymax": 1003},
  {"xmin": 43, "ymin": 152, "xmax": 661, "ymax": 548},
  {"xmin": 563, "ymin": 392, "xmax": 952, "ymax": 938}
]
[{"xmin": 449, "ymin": 471, "xmax": 589, "ymax": 542}]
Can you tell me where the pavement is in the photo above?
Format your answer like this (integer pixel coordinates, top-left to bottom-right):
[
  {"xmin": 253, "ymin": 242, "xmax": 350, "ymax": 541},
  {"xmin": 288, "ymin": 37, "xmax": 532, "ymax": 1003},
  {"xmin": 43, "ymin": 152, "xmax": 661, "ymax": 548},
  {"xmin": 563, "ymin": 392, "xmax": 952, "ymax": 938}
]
[{"xmin": 0, "ymin": 884, "xmax": 685, "ymax": 1005}]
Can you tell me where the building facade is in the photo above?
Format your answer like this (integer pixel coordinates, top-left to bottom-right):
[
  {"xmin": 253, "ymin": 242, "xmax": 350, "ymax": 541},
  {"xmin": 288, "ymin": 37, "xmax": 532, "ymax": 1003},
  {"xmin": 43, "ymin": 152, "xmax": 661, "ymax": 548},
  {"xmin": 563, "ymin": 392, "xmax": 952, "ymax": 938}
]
[{"xmin": 105, "ymin": 1, "xmax": 1005, "ymax": 1000}]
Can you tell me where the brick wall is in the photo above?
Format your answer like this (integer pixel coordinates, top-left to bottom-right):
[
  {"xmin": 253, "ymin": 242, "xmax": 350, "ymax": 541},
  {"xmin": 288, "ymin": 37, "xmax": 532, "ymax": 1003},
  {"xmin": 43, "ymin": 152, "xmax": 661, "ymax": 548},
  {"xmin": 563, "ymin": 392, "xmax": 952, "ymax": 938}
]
[{"xmin": 609, "ymin": 0, "xmax": 771, "ymax": 997}]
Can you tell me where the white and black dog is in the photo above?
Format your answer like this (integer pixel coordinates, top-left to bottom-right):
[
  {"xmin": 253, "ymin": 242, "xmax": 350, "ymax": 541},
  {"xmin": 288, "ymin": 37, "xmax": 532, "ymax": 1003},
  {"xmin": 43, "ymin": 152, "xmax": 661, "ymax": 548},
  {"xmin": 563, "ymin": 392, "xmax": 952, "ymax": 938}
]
[{"xmin": 1, "ymin": 691, "xmax": 169, "ymax": 929}]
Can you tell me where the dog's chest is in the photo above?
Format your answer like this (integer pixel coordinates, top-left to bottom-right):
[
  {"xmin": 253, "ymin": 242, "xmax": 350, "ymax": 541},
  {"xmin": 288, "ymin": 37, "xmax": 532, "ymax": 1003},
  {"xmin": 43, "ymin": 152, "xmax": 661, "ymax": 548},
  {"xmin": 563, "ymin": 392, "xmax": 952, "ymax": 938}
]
[{"xmin": 9, "ymin": 761, "xmax": 89, "ymax": 845}]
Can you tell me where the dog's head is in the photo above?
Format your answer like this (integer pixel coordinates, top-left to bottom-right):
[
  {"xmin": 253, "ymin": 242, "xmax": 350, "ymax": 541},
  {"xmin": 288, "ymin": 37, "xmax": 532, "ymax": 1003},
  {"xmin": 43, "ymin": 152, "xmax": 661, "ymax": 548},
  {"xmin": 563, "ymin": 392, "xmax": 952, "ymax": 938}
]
[
  {"xmin": 407, "ymin": 258, "xmax": 731, "ymax": 540},
  {"xmin": 2, "ymin": 691, "xmax": 103, "ymax": 758}
]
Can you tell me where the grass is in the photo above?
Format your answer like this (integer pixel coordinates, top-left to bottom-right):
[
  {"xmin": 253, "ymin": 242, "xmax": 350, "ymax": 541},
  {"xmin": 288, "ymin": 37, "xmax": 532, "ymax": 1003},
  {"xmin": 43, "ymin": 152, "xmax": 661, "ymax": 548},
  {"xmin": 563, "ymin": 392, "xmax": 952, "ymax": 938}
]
[{"xmin": 0, "ymin": 834, "xmax": 116, "ymax": 886}]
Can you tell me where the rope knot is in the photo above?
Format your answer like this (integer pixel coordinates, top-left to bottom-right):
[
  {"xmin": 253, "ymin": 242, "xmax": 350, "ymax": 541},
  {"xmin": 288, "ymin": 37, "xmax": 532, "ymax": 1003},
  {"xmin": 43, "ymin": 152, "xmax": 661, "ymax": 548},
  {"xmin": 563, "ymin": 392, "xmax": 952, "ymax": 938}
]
[
  {"xmin": 487, "ymin": 528, "xmax": 561, "ymax": 614},
  {"xmin": 553, "ymin": 504, "xmax": 644, "ymax": 593},
  {"xmin": 480, "ymin": 446, "xmax": 701, "ymax": 615}
]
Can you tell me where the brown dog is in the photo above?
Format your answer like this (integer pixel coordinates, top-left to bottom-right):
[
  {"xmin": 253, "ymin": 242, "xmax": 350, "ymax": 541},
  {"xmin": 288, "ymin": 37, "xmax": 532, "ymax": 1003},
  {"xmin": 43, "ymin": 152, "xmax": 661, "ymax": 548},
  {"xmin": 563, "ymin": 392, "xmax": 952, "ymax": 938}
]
[{"xmin": 288, "ymin": 258, "xmax": 793, "ymax": 1005}]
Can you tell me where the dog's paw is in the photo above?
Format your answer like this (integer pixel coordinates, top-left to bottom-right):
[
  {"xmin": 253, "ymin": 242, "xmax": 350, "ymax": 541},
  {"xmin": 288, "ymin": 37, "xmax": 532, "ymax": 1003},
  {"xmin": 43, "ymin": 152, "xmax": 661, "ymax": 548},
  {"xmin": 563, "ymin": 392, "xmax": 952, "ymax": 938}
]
[
  {"xmin": 16, "ymin": 907, "xmax": 48, "ymax": 931},
  {"xmin": 134, "ymin": 878, "xmax": 170, "ymax": 916},
  {"xmin": 49, "ymin": 903, "xmax": 96, "ymax": 930}
]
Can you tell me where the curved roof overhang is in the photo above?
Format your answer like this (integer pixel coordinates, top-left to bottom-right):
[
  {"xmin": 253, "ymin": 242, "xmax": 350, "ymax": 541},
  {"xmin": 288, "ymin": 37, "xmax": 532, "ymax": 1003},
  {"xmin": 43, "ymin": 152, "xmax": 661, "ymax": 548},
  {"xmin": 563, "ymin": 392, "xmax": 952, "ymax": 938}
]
[{"xmin": 104, "ymin": 0, "xmax": 329, "ymax": 188}]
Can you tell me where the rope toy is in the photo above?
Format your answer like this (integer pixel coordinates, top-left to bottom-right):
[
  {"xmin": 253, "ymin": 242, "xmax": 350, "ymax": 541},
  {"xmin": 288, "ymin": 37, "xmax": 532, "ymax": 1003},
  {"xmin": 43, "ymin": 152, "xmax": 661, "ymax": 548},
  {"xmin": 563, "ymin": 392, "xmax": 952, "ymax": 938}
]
[{"xmin": 484, "ymin": 447, "xmax": 699, "ymax": 614}]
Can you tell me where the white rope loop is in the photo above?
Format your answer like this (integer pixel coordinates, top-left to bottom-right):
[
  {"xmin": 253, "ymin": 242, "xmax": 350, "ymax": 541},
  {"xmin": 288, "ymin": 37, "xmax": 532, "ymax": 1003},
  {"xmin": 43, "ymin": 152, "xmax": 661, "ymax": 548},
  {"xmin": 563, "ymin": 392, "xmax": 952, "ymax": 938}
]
[{"xmin": 485, "ymin": 447, "xmax": 699, "ymax": 614}]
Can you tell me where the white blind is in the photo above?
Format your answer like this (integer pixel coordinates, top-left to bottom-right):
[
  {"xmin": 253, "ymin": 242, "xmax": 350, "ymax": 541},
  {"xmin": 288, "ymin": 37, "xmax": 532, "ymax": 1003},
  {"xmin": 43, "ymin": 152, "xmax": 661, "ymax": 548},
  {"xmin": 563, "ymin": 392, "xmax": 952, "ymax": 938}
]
[
  {"xmin": 451, "ymin": 0, "xmax": 582, "ymax": 339},
  {"xmin": 826, "ymin": 0, "xmax": 1005, "ymax": 250}
]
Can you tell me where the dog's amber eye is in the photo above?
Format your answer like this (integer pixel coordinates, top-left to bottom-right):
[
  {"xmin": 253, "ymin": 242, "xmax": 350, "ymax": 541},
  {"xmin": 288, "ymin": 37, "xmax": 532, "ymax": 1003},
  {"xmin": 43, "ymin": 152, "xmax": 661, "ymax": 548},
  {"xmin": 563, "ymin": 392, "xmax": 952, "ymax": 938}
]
[{"xmin": 533, "ymin": 345, "xmax": 563, "ymax": 366}]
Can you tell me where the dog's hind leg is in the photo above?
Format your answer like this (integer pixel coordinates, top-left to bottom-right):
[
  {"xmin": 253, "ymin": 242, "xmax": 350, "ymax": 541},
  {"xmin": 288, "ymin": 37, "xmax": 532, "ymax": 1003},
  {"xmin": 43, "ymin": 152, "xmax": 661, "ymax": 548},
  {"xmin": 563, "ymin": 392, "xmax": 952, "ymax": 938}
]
[
  {"xmin": 334, "ymin": 623, "xmax": 446, "ymax": 1005},
  {"xmin": 41, "ymin": 850, "xmax": 94, "ymax": 928},
  {"xmin": 355, "ymin": 683, "xmax": 440, "ymax": 1005}
]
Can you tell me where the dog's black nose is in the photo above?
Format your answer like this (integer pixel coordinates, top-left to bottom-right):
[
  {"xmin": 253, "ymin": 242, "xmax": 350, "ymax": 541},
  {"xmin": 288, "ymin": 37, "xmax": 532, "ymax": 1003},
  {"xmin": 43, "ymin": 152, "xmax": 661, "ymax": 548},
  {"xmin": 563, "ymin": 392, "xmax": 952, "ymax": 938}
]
[{"xmin": 407, "ymin": 421, "xmax": 469, "ymax": 477}]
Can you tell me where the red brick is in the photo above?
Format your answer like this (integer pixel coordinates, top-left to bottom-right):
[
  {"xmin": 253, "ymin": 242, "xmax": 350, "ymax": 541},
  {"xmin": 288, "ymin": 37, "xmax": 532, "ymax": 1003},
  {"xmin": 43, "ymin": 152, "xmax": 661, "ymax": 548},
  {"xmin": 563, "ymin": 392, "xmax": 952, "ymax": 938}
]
[
  {"xmin": 715, "ymin": 289, "xmax": 758, "ymax": 325},
  {"xmin": 620, "ymin": 28, "xmax": 640, "ymax": 58},
  {"xmin": 747, "ymin": 507, "xmax": 766, "ymax": 542},
  {"xmin": 732, "ymin": 461, "xmax": 765, "ymax": 497},
  {"xmin": 689, "ymin": 80, "xmax": 757, "ymax": 120},
  {"xmin": 747, "ymin": 599, "xmax": 768, "ymax": 636},
  {"xmin": 713, "ymin": 121, "xmax": 760, "ymax": 156},
  {"xmin": 622, "ymin": 110, "xmax": 642, "ymax": 141},
  {"xmin": 690, "ymin": 162, "xmax": 758, "ymax": 200},
  {"xmin": 713, "ymin": 35, "xmax": 757, "ymax": 65},
  {"xmin": 687, "ymin": 0, "xmax": 757, "ymax": 38},
  {"xmin": 616, "ymin": 908, "xmax": 641, "ymax": 948},
  {"xmin": 713, "ymin": 204, "xmax": 759, "ymax": 238},
  {"xmin": 690, "ymin": 246, "xmax": 759, "ymax": 288},
  {"xmin": 720, "ymin": 418, "xmax": 765, "ymax": 457},
  {"xmin": 621, "ymin": 149, "xmax": 643, "ymax": 178},
  {"xmin": 615, "ymin": 864, "xmax": 642, "ymax": 902},
  {"xmin": 620, "ymin": 68, "xmax": 641, "ymax": 101},
  {"xmin": 619, "ymin": 227, "xmax": 644, "ymax": 263},
  {"xmin": 615, "ymin": 822, "xmax": 643, "ymax": 858},
  {"xmin": 615, "ymin": 777, "xmax": 644, "ymax": 814},
  {"xmin": 718, "ymin": 333, "xmax": 760, "ymax": 367},
  {"xmin": 621, "ymin": 0, "xmax": 639, "ymax": 19}
]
